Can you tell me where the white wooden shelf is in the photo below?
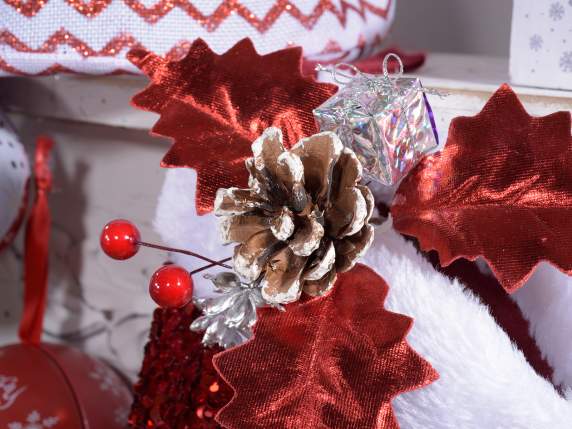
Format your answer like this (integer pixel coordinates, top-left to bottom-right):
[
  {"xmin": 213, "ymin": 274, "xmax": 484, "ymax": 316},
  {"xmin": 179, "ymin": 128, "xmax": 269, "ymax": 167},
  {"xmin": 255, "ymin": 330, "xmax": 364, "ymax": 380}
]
[
  {"xmin": 414, "ymin": 53, "xmax": 572, "ymax": 142},
  {"xmin": 1, "ymin": 52, "xmax": 571, "ymax": 143}
]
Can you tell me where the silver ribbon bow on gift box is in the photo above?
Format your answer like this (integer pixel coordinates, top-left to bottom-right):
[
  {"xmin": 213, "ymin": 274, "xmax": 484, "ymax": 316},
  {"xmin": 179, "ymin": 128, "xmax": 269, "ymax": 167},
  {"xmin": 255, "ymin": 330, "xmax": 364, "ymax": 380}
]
[{"xmin": 314, "ymin": 54, "xmax": 446, "ymax": 186}]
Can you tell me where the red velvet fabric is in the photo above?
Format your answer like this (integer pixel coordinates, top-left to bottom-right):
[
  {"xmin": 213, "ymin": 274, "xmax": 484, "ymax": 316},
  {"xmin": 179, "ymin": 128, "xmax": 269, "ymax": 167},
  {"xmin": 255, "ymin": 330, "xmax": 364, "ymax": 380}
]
[
  {"xmin": 214, "ymin": 264, "xmax": 437, "ymax": 429},
  {"xmin": 392, "ymin": 84, "xmax": 572, "ymax": 292},
  {"xmin": 128, "ymin": 38, "xmax": 337, "ymax": 214}
]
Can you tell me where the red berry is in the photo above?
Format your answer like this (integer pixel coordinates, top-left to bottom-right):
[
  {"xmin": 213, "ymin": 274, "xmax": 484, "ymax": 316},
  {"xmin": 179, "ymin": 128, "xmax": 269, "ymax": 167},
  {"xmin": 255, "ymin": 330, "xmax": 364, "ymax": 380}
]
[
  {"xmin": 100, "ymin": 219, "xmax": 141, "ymax": 260},
  {"xmin": 149, "ymin": 265, "xmax": 193, "ymax": 308}
]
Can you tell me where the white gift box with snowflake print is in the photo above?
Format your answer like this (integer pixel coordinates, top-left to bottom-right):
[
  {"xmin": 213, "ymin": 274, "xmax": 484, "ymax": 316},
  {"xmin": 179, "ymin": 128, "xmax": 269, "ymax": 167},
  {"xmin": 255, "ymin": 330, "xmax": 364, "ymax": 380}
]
[{"xmin": 510, "ymin": 0, "xmax": 572, "ymax": 90}]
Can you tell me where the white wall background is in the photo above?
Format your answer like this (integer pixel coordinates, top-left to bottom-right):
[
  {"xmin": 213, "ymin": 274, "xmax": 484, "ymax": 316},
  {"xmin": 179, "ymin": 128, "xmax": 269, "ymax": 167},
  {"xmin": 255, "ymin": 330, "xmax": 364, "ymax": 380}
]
[{"xmin": 391, "ymin": 0, "xmax": 513, "ymax": 57}]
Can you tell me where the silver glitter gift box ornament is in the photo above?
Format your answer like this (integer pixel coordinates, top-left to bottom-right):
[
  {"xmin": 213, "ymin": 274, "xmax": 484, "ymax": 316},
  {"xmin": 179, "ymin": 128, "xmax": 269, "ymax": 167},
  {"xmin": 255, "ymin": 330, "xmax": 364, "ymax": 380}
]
[{"xmin": 313, "ymin": 54, "xmax": 440, "ymax": 186}]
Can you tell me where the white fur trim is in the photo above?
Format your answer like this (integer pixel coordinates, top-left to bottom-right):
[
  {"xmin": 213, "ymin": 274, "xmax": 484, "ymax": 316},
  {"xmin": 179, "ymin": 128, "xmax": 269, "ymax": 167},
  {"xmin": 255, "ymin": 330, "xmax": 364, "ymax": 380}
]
[
  {"xmin": 154, "ymin": 168, "xmax": 232, "ymax": 298},
  {"xmin": 512, "ymin": 263, "xmax": 572, "ymax": 391},
  {"xmin": 362, "ymin": 224, "xmax": 572, "ymax": 429}
]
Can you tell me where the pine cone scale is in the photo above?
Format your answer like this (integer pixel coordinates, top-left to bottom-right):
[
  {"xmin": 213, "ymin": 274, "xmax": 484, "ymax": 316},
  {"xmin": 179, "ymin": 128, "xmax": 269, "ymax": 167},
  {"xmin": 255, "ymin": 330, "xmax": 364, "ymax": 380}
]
[
  {"xmin": 303, "ymin": 269, "xmax": 337, "ymax": 297},
  {"xmin": 270, "ymin": 207, "xmax": 295, "ymax": 241},
  {"xmin": 220, "ymin": 213, "xmax": 272, "ymax": 244},
  {"xmin": 215, "ymin": 187, "xmax": 269, "ymax": 215},
  {"xmin": 288, "ymin": 214, "xmax": 324, "ymax": 257},
  {"xmin": 290, "ymin": 133, "xmax": 343, "ymax": 205},
  {"xmin": 325, "ymin": 187, "xmax": 368, "ymax": 238},
  {"xmin": 303, "ymin": 241, "xmax": 336, "ymax": 281},
  {"xmin": 233, "ymin": 229, "xmax": 282, "ymax": 282},
  {"xmin": 261, "ymin": 246, "xmax": 307, "ymax": 303},
  {"xmin": 334, "ymin": 224, "xmax": 375, "ymax": 272}
]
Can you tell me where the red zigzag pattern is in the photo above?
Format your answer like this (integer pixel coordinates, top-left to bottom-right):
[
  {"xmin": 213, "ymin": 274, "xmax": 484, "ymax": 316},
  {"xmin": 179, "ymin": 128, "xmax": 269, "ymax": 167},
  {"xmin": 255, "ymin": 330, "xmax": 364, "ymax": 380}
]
[
  {"xmin": 3, "ymin": 0, "xmax": 391, "ymax": 27},
  {"xmin": 0, "ymin": 30, "xmax": 381, "ymax": 75}
]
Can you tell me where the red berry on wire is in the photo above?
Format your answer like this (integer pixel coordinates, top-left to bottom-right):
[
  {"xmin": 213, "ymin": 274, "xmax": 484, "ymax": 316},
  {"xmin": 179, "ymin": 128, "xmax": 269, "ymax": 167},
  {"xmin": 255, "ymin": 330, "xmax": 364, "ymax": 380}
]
[
  {"xmin": 100, "ymin": 219, "xmax": 141, "ymax": 260},
  {"xmin": 149, "ymin": 265, "xmax": 193, "ymax": 308}
]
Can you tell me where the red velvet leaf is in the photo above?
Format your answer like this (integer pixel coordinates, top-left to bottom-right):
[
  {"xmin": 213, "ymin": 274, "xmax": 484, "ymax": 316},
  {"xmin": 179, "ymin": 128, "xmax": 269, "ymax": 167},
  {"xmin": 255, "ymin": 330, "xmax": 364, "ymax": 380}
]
[
  {"xmin": 213, "ymin": 264, "xmax": 438, "ymax": 429},
  {"xmin": 392, "ymin": 84, "xmax": 572, "ymax": 292},
  {"xmin": 128, "ymin": 38, "xmax": 337, "ymax": 214}
]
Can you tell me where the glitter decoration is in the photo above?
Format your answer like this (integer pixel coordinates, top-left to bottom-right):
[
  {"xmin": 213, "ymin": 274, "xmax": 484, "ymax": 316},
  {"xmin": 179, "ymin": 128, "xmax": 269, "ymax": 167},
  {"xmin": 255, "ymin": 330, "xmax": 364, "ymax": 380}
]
[
  {"xmin": 3, "ymin": 0, "xmax": 47, "ymax": 17},
  {"xmin": 0, "ymin": 59, "xmax": 121, "ymax": 76},
  {"xmin": 191, "ymin": 272, "xmax": 269, "ymax": 349},
  {"xmin": 128, "ymin": 307, "xmax": 232, "ymax": 429},
  {"xmin": 0, "ymin": 30, "xmax": 391, "ymax": 76},
  {"xmin": 0, "ymin": 31, "xmax": 232, "ymax": 76},
  {"xmin": 1, "ymin": 0, "xmax": 395, "ymax": 76},
  {"xmin": 4, "ymin": 0, "xmax": 393, "ymax": 27},
  {"xmin": 65, "ymin": 0, "xmax": 112, "ymax": 17},
  {"xmin": 314, "ymin": 55, "xmax": 440, "ymax": 186},
  {"xmin": 0, "ymin": 30, "xmax": 141, "ymax": 57}
]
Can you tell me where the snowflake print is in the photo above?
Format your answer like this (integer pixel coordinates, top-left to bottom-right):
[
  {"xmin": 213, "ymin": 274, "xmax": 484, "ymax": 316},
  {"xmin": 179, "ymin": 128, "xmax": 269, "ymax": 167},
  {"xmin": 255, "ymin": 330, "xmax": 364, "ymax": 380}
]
[
  {"xmin": 114, "ymin": 406, "xmax": 129, "ymax": 425},
  {"xmin": 550, "ymin": 2, "xmax": 565, "ymax": 20},
  {"xmin": 529, "ymin": 34, "xmax": 544, "ymax": 51},
  {"xmin": 8, "ymin": 410, "xmax": 59, "ymax": 429},
  {"xmin": 0, "ymin": 375, "xmax": 27, "ymax": 411},
  {"xmin": 89, "ymin": 362, "xmax": 121, "ymax": 397},
  {"xmin": 560, "ymin": 51, "xmax": 572, "ymax": 72}
]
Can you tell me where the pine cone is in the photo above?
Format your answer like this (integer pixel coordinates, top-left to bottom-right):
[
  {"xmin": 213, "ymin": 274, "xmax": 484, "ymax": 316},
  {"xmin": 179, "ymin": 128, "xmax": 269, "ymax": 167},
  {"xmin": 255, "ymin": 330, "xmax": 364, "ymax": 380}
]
[{"xmin": 214, "ymin": 127, "xmax": 374, "ymax": 304}]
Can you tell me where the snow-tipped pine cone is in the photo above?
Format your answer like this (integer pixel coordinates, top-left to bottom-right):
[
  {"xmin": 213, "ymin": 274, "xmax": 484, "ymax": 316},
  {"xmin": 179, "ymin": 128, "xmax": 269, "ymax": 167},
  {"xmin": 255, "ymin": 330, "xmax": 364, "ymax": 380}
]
[{"xmin": 214, "ymin": 127, "xmax": 374, "ymax": 304}]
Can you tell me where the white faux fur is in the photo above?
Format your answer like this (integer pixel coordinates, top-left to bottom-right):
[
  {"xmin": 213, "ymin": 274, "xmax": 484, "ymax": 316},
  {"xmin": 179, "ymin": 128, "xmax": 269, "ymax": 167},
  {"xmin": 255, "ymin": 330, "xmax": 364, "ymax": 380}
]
[
  {"xmin": 363, "ymin": 224, "xmax": 572, "ymax": 429},
  {"xmin": 154, "ymin": 168, "xmax": 232, "ymax": 297},
  {"xmin": 512, "ymin": 264, "xmax": 572, "ymax": 391},
  {"xmin": 476, "ymin": 258, "xmax": 572, "ymax": 391},
  {"xmin": 155, "ymin": 170, "xmax": 572, "ymax": 428}
]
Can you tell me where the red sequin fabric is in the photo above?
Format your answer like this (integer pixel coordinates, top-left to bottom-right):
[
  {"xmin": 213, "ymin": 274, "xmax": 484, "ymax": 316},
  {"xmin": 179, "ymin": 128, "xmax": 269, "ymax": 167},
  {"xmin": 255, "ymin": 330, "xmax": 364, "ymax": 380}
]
[{"xmin": 128, "ymin": 307, "xmax": 232, "ymax": 429}]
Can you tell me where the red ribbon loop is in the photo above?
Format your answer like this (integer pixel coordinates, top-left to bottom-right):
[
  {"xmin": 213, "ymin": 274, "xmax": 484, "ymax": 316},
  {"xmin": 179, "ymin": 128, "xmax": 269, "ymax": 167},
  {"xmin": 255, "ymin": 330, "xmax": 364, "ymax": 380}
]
[{"xmin": 19, "ymin": 136, "xmax": 54, "ymax": 344}]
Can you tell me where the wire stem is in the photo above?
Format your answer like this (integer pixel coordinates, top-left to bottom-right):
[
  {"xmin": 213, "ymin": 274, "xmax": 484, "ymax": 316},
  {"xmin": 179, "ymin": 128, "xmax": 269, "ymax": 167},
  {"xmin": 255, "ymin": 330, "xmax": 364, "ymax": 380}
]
[
  {"xmin": 190, "ymin": 257, "xmax": 233, "ymax": 275},
  {"xmin": 137, "ymin": 241, "xmax": 233, "ymax": 269}
]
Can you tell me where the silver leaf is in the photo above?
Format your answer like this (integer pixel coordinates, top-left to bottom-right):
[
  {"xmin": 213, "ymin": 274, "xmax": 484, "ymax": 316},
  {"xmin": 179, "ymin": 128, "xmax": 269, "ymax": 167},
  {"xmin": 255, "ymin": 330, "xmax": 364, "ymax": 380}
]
[{"xmin": 191, "ymin": 273, "xmax": 268, "ymax": 349}]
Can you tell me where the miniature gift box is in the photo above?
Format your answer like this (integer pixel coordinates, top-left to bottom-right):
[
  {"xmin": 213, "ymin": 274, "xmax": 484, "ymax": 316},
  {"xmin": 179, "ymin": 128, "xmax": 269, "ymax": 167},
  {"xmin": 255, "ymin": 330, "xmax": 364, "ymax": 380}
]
[{"xmin": 313, "ymin": 73, "xmax": 439, "ymax": 186}]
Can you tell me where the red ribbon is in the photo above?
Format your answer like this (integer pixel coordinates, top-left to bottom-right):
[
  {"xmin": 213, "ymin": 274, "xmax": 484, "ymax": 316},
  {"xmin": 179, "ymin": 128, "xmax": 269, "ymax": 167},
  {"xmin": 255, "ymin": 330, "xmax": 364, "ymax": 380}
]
[{"xmin": 19, "ymin": 136, "xmax": 54, "ymax": 344}]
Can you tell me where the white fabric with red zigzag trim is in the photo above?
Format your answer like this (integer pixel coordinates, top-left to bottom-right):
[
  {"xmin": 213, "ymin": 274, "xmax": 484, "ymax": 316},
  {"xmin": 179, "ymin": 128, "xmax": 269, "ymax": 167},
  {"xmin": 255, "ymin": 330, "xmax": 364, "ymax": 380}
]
[{"xmin": 0, "ymin": 0, "xmax": 395, "ymax": 75}]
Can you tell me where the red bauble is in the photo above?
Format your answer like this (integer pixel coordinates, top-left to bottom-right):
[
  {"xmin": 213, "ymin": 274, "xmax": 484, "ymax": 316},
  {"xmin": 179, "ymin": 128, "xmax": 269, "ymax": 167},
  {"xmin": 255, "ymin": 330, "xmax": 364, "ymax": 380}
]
[
  {"xmin": 0, "ymin": 342, "xmax": 132, "ymax": 428},
  {"xmin": 149, "ymin": 265, "xmax": 193, "ymax": 308},
  {"xmin": 100, "ymin": 219, "xmax": 141, "ymax": 260}
]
